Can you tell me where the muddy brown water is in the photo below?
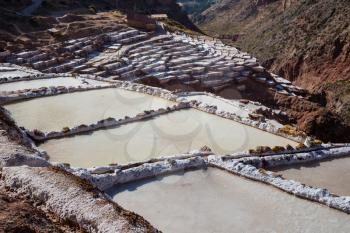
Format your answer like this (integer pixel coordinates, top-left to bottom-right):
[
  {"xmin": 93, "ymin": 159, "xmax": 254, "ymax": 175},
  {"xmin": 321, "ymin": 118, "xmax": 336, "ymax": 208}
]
[
  {"xmin": 4, "ymin": 88, "xmax": 173, "ymax": 132},
  {"xmin": 41, "ymin": 109, "xmax": 297, "ymax": 168},
  {"xmin": 108, "ymin": 168, "xmax": 350, "ymax": 233},
  {"xmin": 272, "ymin": 156, "xmax": 350, "ymax": 196},
  {"xmin": 0, "ymin": 77, "xmax": 107, "ymax": 93}
]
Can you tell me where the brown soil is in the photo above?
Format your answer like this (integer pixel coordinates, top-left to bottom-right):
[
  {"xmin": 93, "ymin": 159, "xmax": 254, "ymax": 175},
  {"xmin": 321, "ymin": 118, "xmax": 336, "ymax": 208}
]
[
  {"xmin": 216, "ymin": 86, "xmax": 242, "ymax": 99},
  {"xmin": 0, "ymin": 11, "xmax": 127, "ymax": 54},
  {"xmin": 208, "ymin": 79, "xmax": 350, "ymax": 142},
  {"xmin": 0, "ymin": 183, "xmax": 82, "ymax": 233},
  {"xmin": 143, "ymin": 75, "xmax": 350, "ymax": 142}
]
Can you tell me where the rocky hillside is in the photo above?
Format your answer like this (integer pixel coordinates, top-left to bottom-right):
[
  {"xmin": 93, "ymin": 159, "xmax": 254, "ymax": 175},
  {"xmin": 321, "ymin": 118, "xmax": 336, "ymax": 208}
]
[
  {"xmin": 0, "ymin": 0, "xmax": 198, "ymax": 51},
  {"xmin": 196, "ymin": 0, "xmax": 350, "ymax": 126},
  {"xmin": 34, "ymin": 0, "xmax": 198, "ymax": 31},
  {"xmin": 115, "ymin": 0, "xmax": 199, "ymax": 31},
  {"xmin": 177, "ymin": 0, "xmax": 215, "ymax": 16},
  {"xmin": 0, "ymin": 0, "xmax": 32, "ymax": 11}
]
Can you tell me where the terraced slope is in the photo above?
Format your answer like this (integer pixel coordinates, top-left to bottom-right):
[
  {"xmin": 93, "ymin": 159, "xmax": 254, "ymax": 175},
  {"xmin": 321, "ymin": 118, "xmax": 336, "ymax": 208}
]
[
  {"xmin": 197, "ymin": 0, "xmax": 350, "ymax": 86},
  {"xmin": 196, "ymin": 0, "xmax": 350, "ymax": 130},
  {"xmin": 4, "ymin": 18, "xmax": 349, "ymax": 142},
  {"xmin": 1, "ymin": 4, "xmax": 349, "ymax": 142}
]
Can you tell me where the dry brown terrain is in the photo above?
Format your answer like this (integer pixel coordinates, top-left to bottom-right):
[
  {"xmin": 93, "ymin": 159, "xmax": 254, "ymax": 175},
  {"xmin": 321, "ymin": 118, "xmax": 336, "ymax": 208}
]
[{"xmin": 0, "ymin": 184, "xmax": 82, "ymax": 233}]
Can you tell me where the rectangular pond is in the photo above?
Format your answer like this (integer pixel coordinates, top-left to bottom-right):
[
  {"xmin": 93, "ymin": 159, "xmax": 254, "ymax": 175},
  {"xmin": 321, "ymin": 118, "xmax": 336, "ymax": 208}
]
[
  {"xmin": 107, "ymin": 168, "xmax": 350, "ymax": 233},
  {"xmin": 182, "ymin": 94, "xmax": 283, "ymax": 128},
  {"xmin": 183, "ymin": 94, "xmax": 254, "ymax": 117},
  {"xmin": 272, "ymin": 156, "xmax": 350, "ymax": 196},
  {"xmin": 40, "ymin": 109, "xmax": 298, "ymax": 167},
  {"xmin": 0, "ymin": 68, "xmax": 35, "ymax": 79},
  {"xmin": 0, "ymin": 77, "xmax": 108, "ymax": 93},
  {"xmin": 4, "ymin": 88, "xmax": 173, "ymax": 132}
]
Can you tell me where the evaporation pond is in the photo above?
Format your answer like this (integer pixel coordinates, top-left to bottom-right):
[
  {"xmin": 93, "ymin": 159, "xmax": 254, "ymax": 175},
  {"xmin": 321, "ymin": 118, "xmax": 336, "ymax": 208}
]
[
  {"xmin": 41, "ymin": 109, "xmax": 297, "ymax": 167},
  {"xmin": 108, "ymin": 168, "xmax": 350, "ymax": 233},
  {"xmin": 4, "ymin": 88, "xmax": 173, "ymax": 132},
  {"xmin": 0, "ymin": 77, "xmax": 107, "ymax": 93},
  {"xmin": 272, "ymin": 156, "xmax": 350, "ymax": 196}
]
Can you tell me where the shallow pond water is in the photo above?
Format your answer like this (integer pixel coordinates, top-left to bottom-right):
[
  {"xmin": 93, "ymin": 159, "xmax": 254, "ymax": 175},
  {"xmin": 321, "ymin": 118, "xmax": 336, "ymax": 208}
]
[
  {"xmin": 41, "ymin": 109, "xmax": 297, "ymax": 167},
  {"xmin": 5, "ymin": 88, "xmax": 173, "ymax": 132},
  {"xmin": 182, "ymin": 94, "xmax": 283, "ymax": 128},
  {"xmin": 108, "ymin": 168, "xmax": 350, "ymax": 233},
  {"xmin": 183, "ymin": 94, "xmax": 252, "ymax": 117},
  {"xmin": 0, "ymin": 77, "xmax": 107, "ymax": 93},
  {"xmin": 272, "ymin": 156, "xmax": 350, "ymax": 196}
]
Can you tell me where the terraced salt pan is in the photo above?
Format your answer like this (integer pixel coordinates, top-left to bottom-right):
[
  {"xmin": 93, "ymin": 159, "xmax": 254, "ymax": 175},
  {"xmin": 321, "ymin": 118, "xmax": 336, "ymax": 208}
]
[
  {"xmin": 0, "ymin": 77, "xmax": 107, "ymax": 93},
  {"xmin": 0, "ymin": 70, "xmax": 32, "ymax": 78},
  {"xmin": 0, "ymin": 65, "xmax": 39, "ymax": 78},
  {"xmin": 182, "ymin": 94, "xmax": 284, "ymax": 128},
  {"xmin": 4, "ymin": 88, "xmax": 173, "ymax": 132},
  {"xmin": 41, "ymin": 109, "xmax": 297, "ymax": 167},
  {"xmin": 183, "ymin": 94, "xmax": 256, "ymax": 116},
  {"xmin": 108, "ymin": 168, "xmax": 350, "ymax": 233},
  {"xmin": 272, "ymin": 156, "xmax": 350, "ymax": 196}
]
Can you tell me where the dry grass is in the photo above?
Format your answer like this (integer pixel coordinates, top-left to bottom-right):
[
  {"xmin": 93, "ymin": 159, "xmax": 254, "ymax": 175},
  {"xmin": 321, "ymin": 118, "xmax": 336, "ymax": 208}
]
[
  {"xmin": 278, "ymin": 125, "xmax": 306, "ymax": 137},
  {"xmin": 271, "ymin": 146, "xmax": 285, "ymax": 153}
]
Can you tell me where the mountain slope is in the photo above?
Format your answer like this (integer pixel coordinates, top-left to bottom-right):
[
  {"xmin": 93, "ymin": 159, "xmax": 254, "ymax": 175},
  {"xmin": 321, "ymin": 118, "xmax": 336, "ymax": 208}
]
[{"xmin": 196, "ymin": 0, "xmax": 350, "ymax": 125}]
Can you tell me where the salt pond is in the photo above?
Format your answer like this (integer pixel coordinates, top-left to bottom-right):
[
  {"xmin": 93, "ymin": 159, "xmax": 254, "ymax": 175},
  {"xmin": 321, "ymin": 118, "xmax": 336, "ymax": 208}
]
[
  {"xmin": 182, "ymin": 94, "xmax": 283, "ymax": 128},
  {"xmin": 108, "ymin": 168, "xmax": 350, "ymax": 233},
  {"xmin": 272, "ymin": 156, "xmax": 350, "ymax": 196},
  {"xmin": 183, "ymin": 94, "xmax": 254, "ymax": 117},
  {"xmin": 41, "ymin": 109, "xmax": 297, "ymax": 167},
  {"xmin": 0, "ymin": 77, "xmax": 107, "ymax": 93},
  {"xmin": 0, "ymin": 68, "xmax": 35, "ymax": 79},
  {"xmin": 5, "ymin": 88, "xmax": 173, "ymax": 132}
]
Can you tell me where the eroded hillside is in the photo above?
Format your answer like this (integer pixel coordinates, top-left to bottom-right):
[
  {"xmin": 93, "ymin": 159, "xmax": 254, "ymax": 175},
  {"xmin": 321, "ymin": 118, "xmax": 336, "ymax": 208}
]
[{"xmin": 196, "ymin": 0, "xmax": 350, "ymax": 127}]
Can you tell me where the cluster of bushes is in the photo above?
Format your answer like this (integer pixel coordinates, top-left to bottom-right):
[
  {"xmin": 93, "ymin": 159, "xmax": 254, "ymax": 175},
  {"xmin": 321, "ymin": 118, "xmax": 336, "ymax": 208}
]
[
  {"xmin": 278, "ymin": 125, "xmax": 306, "ymax": 137},
  {"xmin": 249, "ymin": 144, "xmax": 296, "ymax": 155}
]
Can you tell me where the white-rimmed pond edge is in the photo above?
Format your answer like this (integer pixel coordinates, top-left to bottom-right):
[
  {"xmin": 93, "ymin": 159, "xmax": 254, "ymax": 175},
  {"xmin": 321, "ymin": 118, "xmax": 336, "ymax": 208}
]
[
  {"xmin": 0, "ymin": 76, "xmax": 108, "ymax": 93},
  {"xmin": 107, "ymin": 167, "xmax": 350, "ymax": 233},
  {"xmin": 0, "ymin": 166, "xmax": 158, "ymax": 233},
  {"xmin": 271, "ymin": 155, "xmax": 350, "ymax": 196},
  {"xmin": 40, "ymin": 107, "xmax": 297, "ymax": 168},
  {"xmin": 4, "ymin": 87, "xmax": 174, "ymax": 132},
  {"xmin": 66, "ymin": 146, "xmax": 350, "ymax": 214},
  {"xmin": 2, "ymin": 77, "xmax": 305, "ymax": 143}
]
